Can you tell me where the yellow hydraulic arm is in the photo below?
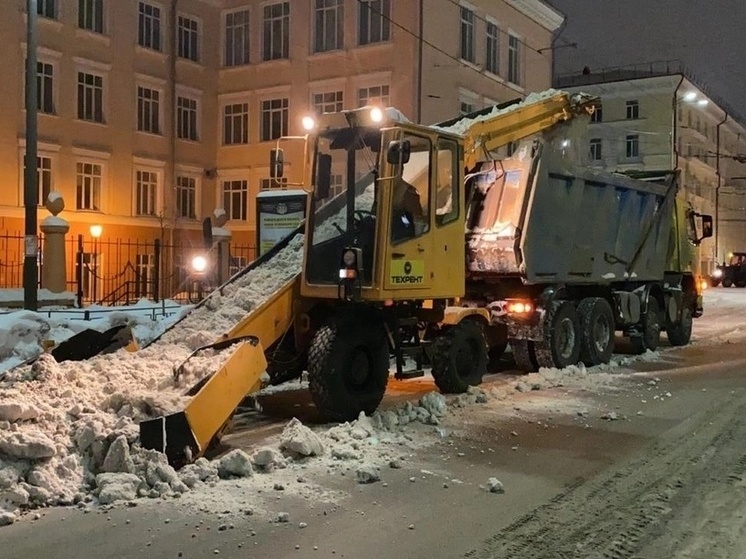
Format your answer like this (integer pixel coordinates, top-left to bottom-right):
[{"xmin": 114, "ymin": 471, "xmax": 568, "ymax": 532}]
[{"xmin": 458, "ymin": 91, "xmax": 598, "ymax": 169}]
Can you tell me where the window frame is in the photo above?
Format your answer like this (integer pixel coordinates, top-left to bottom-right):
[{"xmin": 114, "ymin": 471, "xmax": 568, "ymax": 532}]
[
  {"xmin": 76, "ymin": 70, "xmax": 105, "ymax": 124},
  {"xmin": 136, "ymin": 84, "xmax": 163, "ymax": 135},
  {"xmin": 459, "ymin": 5, "xmax": 475, "ymax": 63},
  {"xmin": 625, "ymin": 134, "xmax": 640, "ymax": 159},
  {"xmin": 222, "ymin": 101, "xmax": 250, "ymax": 145},
  {"xmin": 78, "ymin": 0, "xmax": 104, "ymax": 34},
  {"xmin": 435, "ymin": 138, "xmax": 460, "ymax": 227},
  {"xmin": 357, "ymin": 84, "xmax": 390, "ymax": 108},
  {"xmin": 177, "ymin": 13, "xmax": 201, "ymax": 63},
  {"xmin": 260, "ymin": 97, "xmax": 289, "ymax": 142},
  {"xmin": 138, "ymin": 1, "xmax": 163, "ymax": 52},
  {"xmin": 176, "ymin": 93, "xmax": 200, "ymax": 142},
  {"xmin": 224, "ymin": 7, "xmax": 251, "ymax": 67},
  {"xmin": 311, "ymin": 90, "xmax": 344, "ymax": 114},
  {"xmin": 626, "ymin": 100, "xmax": 640, "ymax": 120},
  {"xmin": 589, "ymin": 138, "xmax": 603, "ymax": 161},
  {"xmin": 485, "ymin": 19, "xmax": 500, "ymax": 75},
  {"xmin": 313, "ymin": 0, "xmax": 344, "ymax": 54},
  {"xmin": 133, "ymin": 168, "xmax": 160, "ymax": 217},
  {"xmin": 358, "ymin": 0, "xmax": 390, "ymax": 46},
  {"xmin": 221, "ymin": 179, "xmax": 249, "ymax": 221},
  {"xmin": 75, "ymin": 160, "xmax": 103, "ymax": 211},
  {"xmin": 507, "ymin": 32, "xmax": 522, "ymax": 85},
  {"xmin": 262, "ymin": 1, "xmax": 290, "ymax": 61},
  {"xmin": 175, "ymin": 174, "xmax": 199, "ymax": 220}
]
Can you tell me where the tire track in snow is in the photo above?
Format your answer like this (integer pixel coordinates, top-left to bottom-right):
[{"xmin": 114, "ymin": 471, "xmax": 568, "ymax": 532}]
[{"xmin": 463, "ymin": 391, "xmax": 746, "ymax": 559}]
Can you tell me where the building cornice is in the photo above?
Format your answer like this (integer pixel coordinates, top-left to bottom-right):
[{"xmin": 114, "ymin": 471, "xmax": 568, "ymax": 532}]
[{"xmin": 503, "ymin": 0, "xmax": 565, "ymax": 31}]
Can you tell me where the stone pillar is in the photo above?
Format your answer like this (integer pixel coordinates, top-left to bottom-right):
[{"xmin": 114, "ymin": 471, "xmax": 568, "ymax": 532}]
[
  {"xmin": 40, "ymin": 192, "xmax": 69, "ymax": 294},
  {"xmin": 212, "ymin": 208, "xmax": 232, "ymax": 285}
]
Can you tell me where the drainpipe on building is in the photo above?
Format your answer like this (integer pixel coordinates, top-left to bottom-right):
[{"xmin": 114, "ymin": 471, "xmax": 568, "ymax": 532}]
[
  {"xmin": 166, "ymin": 0, "xmax": 179, "ymax": 296},
  {"xmin": 716, "ymin": 111, "xmax": 729, "ymax": 264},
  {"xmin": 416, "ymin": 0, "xmax": 424, "ymax": 124}
]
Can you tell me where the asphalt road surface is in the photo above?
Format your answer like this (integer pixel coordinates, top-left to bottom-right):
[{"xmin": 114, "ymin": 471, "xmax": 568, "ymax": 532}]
[{"xmin": 4, "ymin": 289, "xmax": 746, "ymax": 559}]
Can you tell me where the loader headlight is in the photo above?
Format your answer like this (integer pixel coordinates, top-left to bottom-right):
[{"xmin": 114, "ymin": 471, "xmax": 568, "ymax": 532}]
[
  {"xmin": 370, "ymin": 107, "xmax": 384, "ymax": 123},
  {"xmin": 713, "ymin": 269, "xmax": 723, "ymax": 278},
  {"xmin": 302, "ymin": 115, "xmax": 316, "ymax": 131},
  {"xmin": 342, "ymin": 249, "xmax": 357, "ymax": 267}
]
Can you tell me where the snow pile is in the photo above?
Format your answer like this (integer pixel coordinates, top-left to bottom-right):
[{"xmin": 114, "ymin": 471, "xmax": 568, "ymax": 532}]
[{"xmin": 0, "ymin": 300, "xmax": 189, "ymax": 374}]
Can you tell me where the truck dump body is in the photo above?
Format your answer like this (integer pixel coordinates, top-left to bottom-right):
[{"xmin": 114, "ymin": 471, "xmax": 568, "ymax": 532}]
[{"xmin": 466, "ymin": 127, "xmax": 676, "ymax": 285}]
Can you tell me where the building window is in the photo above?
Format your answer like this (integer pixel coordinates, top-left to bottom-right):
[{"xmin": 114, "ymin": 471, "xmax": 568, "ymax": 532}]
[
  {"xmin": 485, "ymin": 22, "xmax": 499, "ymax": 75},
  {"xmin": 137, "ymin": 86, "xmax": 161, "ymax": 134},
  {"xmin": 591, "ymin": 104, "xmax": 603, "ymax": 123},
  {"xmin": 261, "ymin": 98, "xmax": 289, "ymax": 141},
  {"xmin": 626, "ymin": 134, "xmax": 640, "ymax": 158},
  {"xmin": 225, "ymin": 9, "xmax": 250, "ymax": 66},
  {"xmin": 24, "ymin": 156, "xmax": 53, "ymax": 206},
  {"xmin": 78, "ymin": 0, "xmax": 104, "ymax": 33},
  {"xmin": 37, "ymin": 62, "xmax": 55, "ymax": 115},
  {"xmin": 263, "ymin": 2, "xmax": 290, "ymax": 61},
  {"xmin": 508, "ymin": 34, "xmax": 521, "ymax": 85},
  {"xmin": 177, "ymin": 96, "xmax": 199, "ymax": 141},
  {"xmin": 589, "ymin": 138, "xmax": 602, "ymax": 161},
  {"xmin": 223, "ymin": 103, "xmax": 249, "ymax": 145},
  {"xmin": 178, "ymin": 15, "xmax": 199, "ymax": 62},
  {"xmin": 76, "ymin": 162, "xmax": 101, "ymax": 211},
  {"xmin": 222, "ymin": 179, "xmax": 248, "ymax": 221},
  {"xmin": 138, "ymin": 2, "xmax": 162, "ymax": 51},
  {"xmin": 459, "ymin": 6, "xmax": 475, "ymax": 62},
  {"xmin": 38, "ymin": 0, "xmax": 56, "ymax": 19},
  {"xmin": 626, "ymin": 100, "xmax": 640, "ymax": 119},
  {"xmin": 260, "ymin": 177, "xmax": 288, "ymax": 190},
  {"xmin": 358, "ymin": 0, "xmax": 390, "ymax": 46},
  {"xmin": 176, "ymin": 176, "xmax": 197, "ymax": 219},
  {"xmin": 77, "ymin": 72, "xmax": 104, "ymax": 123},
  {"xmin": 312, "ymin": 91, "xmax": 343, "ymax": 114},
  {"xmin": 135, "ymin": 170, "xmax": 158, "ymax": 216},
  {"xmin": 357, "ymin": 85, "xmax": 389, "ymax": 107},
  {"xmin": 314, "ymin": 0, "xmax": 344, "ymax": 53}
]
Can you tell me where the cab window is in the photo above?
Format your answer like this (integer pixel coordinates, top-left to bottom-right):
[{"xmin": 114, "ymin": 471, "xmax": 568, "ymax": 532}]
[
  {"xmin": 391, "ymin": 134, "xmax": 431, "ymax": 243},
  {"xmin": 435, "ymin": 138, "xmax": 459, "ymax": 226}
]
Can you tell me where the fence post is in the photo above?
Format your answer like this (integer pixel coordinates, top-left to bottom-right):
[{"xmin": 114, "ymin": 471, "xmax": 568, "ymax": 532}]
[
  {"xmin": 153, "ymin": 239, "xmax": 161, "ymax": 303},
  {"xmin": 76, "ymin": 234, "xmax": 83, "ymax": 308}
]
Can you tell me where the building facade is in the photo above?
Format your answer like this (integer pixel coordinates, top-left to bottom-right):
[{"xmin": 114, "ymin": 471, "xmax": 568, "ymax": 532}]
[
  {"xmin": 558, "ymin": 65, "xmax": 746, "ymax": 271},
  {"xmin": 0, "ymin": 0, "xmax": 561, "ymax": 300}
]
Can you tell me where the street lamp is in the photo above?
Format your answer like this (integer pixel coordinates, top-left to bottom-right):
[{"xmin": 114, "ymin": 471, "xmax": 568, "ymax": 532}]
[{"xmin": 89, "ymin": 224, "xmax": 102, "ymax": 303}]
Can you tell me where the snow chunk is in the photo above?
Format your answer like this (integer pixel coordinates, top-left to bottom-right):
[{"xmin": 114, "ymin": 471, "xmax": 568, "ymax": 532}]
[
  {"xmin": 96, "ymin": 473, "xmax": 141, "ymax": 504},
  {"xmin": 251, "ymin": 447, "xmax": 286, "ymax": 472},
  {"xmin": 487, "ymin": 477, "xmax": 504, "ymax": 493},
  {"xmin": 217, "ymin": 450, "xmax": 253, "ymax": 479},
  {"xmin": 280, "ymin": 418, "xmax": 324, "ymax": 457},
  {"xmin": 419, "ymin": 392, "xmax": 447, "ymax": 417},
  {"xmin": 0, "ymin": 402, "xmax": 42, "ymax": 423},
  {"xmin": 356, "ymin": 464, "xmax": 381, "ymax": 484},
  {"xmin": 102, "ymin": 436, "xmax": 135, "ymax": 474},
  {"xmin": 0, "ymin": 431, "xmax": 57, "ymax": 460},
  {"xmin": 0, "ymin": 512, "xmax": 16, "ymax": 526}
]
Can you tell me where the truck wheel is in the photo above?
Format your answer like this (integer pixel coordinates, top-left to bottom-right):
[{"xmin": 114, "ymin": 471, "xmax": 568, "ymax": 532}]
[
  {"xmin": 511, "ymin": 339, "xmax": 539, "ymax": 372},
  {"xmin": 484, "ymin": 324, "xmax": 509, "ymax": 366},
  {"xmin": 667, "ymin": 307, "xmax": 693, "ymax": 346},
  {"xmin": 630, "ymin": 297, "xmax": 661, "ymax": 354},
  {"xmin": 535, "ymin": 301, "xmax": 581, "ymax": 369},
  {"xmin": 307, "ymin": 318, "xmax": 390, "ymax": 422},
  {"xmin": 577, "ymin": 298, "xmax": 615, "ymax": 366},
  {"xmin": 723, "ymin": 277, "xmax": 733, "ymax": 288},
  {"xmin": 737, "ymin": 279, "xmax": 746, "ymax": 288},
  {"xmin": 431, "ymin": 321, "xmax": 488, "ymax": 393}
]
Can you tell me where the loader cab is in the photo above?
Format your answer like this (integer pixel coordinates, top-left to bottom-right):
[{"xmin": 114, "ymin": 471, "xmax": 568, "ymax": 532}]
[{"xmin": 294, "ymin": 106, "xmax": 466, "ymax": 302}]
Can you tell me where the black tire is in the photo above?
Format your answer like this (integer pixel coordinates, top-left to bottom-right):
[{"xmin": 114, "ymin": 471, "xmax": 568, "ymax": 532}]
[
  {"xmin": 667, "ymin": 306, "xmax": 693, "ymax": 346},
  {"xmin": 737, "ymin": 279, "xmax": 746, "ymax": 288},
  {"xmin": 431, "ymin": 321, "xmax": 488, "ymax": 393},
  {"xmin": 723, "ymin": 277, "xmax": 733, "ymax": 288},
  {"xmin": 511, "ymin": 339, "xmax": 539, "ymax": 372},
  {"xmin": 307, "ymin": 317, "xmax": 390, "ymax": 422},
  {"xmin": 534, "ymin": 301, "xmax": 582, "ymax": 369},
  {"xmin": 577, "ymin": 297, "xmax": 615, "ymax": 366},
  {"xmin": 630, "ymin": 296, "xmax": 661, "ymax": 354},
  {"xmin": 484, "ymin": 324, "xmax": 508, "ymax": 366}
]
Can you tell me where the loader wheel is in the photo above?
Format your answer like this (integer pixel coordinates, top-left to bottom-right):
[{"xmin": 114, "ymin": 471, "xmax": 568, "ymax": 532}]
[
  {"xmin": 578, "ymin": 297, "xmax": 615, "ymax": 366},
  {"xmin": 430, "ymin": 321, "xmax": 488, "ymax": 393},
  {"xmin": 737, "ymin": 279, "xmax": 746, "ymax": 288},
  {"xmin": 511, "ymin": 339, "xmax": 539, "ymax": 372},
  {"xmin": 307, "ymin": 318, "xmax": 390, "ymax": 422},
  {"xmin": 630, "ymin": 297, "xmax": 661, "ymax": 354},
  {"xmin": 534, "ymin": 301, "xmax": 581, "ymax": 369},
  {"xmin": 667, "ymin": 306, "xmax": 693, "ymax": 346},
  {"xmin": 722, "ymin": 277, "xmax": 733, "ymax": 288}
]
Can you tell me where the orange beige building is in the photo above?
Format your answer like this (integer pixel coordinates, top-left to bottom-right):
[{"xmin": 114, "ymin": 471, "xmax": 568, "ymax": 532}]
[{"xmin": 0, "ymin": 0, "xmax": 562, "ymax": 299}]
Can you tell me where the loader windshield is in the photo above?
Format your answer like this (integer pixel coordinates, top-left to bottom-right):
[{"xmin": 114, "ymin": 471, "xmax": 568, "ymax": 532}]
[{"xmin": 305, "ymin": 126, "xmax": 381, "ymax": 285}]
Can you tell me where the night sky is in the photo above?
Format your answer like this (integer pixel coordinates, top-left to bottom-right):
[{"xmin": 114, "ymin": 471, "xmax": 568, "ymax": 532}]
[{"xmin": 547, "ymin": 0, "xmax": 746, "ymax": 121}]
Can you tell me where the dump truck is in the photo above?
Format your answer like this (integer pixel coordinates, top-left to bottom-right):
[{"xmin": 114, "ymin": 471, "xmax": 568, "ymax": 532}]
[{"xmin": 136, "ymin": 90, "xmax": 712, "ymax": 466}]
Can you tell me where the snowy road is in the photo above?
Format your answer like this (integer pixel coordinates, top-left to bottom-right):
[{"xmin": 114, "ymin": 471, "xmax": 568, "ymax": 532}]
[{"xmin": 3, "ymin": 288, "xmax": 746, "ymax": 558}]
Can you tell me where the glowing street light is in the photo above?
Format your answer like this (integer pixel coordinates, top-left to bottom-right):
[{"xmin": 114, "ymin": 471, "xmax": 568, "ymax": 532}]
[
  {"xmin": 370, "ymin": 107, "xmax": 384, "ymax": 123},
  {"xmin": 89, "ymin": 224, "xmax": 103, "ymax": 238},
  {"xmin": 301, "ymin": 115, "xmax": 316, "ymax": 131},
  {"xmin": 191, "ymin": 255, "xmax": 208, "ymax": 273}
]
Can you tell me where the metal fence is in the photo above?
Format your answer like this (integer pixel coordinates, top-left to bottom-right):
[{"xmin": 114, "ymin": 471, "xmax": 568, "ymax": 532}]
[{"xmin": 0, "ymin": 232, "xmax": 257, "ymax": 307}]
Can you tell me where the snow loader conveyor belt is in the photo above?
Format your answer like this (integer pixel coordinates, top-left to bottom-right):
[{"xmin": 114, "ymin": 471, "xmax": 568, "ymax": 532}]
[{"xmin": 139, "ymin": 225, "xmax": 304, "ymax": 468}]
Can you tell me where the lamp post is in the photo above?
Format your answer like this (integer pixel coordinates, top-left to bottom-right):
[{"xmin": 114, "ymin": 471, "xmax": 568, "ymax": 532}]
[
  {"xmin": 23, "ymin": 0, "xmax": 39, "ymax": 311},
  {"xmin": 89, "ymin": 224, "xmax": 102, "ymax": 303}
]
